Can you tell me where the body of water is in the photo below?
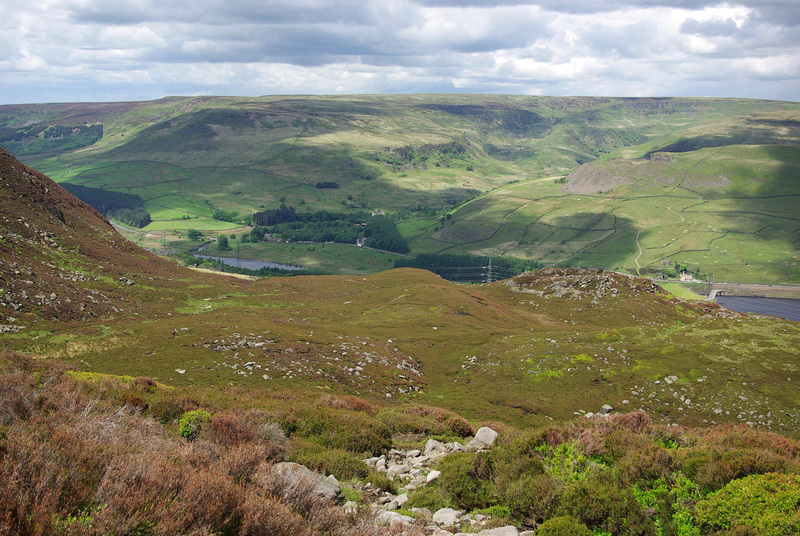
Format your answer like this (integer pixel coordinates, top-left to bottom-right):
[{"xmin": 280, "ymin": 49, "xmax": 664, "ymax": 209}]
[
  {"xmin": 194, "ymin": 255, "xmax": 305, "ymax": 272},
  {"xmin": 716, "ymin": 296, "xmax": 800, "ymax": 322}
]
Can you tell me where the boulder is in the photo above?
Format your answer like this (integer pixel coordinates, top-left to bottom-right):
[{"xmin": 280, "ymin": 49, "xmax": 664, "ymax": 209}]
[
  {"xmin": 387, "ymin": 463, "xmax": 411, "ymax": 479},
  {"xmin": 600, "ymin": 404, "xmax": 613, "ymax": 415},
  {"xmin": 271, "ymin": 462, "xmax": 341, "ymax": 501},
  {"xmin": 432, "ymin": 507, "xmax": 463, "ymax": 526},
  {"xmin": 424, "ymin": 438, "xmax": 447, "ymax": 456},
  {"xmin": 426, "ymin": 469, "xmax": 441, "ymax": 483},
  {"xmin": 411, "ymin": 507, "xmax": 432, "ymax": 519},
  {"xmin": 466, "ymin": 427, "xmax": 498, "ymax": 450},
  {"xmin": 374, "ymin": 509, "xmax": 414, "ymax": 527},
  {"xmin": 477, "ymin": 526, "xmax": 519, "ymax": 536}
]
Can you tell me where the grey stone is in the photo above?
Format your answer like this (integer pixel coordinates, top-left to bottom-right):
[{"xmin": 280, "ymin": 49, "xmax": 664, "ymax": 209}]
[
  {"xmin": 387, "ymin": 463, "xmax": 411, "ymax": 478},
  {"xmin": 396, "ymin": 493, "xmax": 409, "ymax": 507},
  {"xmin": 426, "ymin": 469, "xmax": 441, "ymax": 483},
  {"xmin": 410, "ymin": 507, "xmax": 432, "ymax": 519},
  {"xmin": 272, "ymin": 462, "xmax": 341, "ymax": 501},
  {"xmin": 467, "ymin": 427, "xmax": 498, "ymax": 450},
  {"xmin": 424, "ymin": 438, "xmax": 447, "ymax": 456},
  {"xmin": 432, "ymin": 507, "xmax": 463, "ymax": 526},
  {"xmin": 374, "ymin": 509, "xmax": 414, "ymax": 527},
  {"xmin": 477, "ymin": 526, "xmax": 519, "ymax": 536},
  {"xmin": 600, "ymin": 404, "xmax": 613, "ymax": 414}
]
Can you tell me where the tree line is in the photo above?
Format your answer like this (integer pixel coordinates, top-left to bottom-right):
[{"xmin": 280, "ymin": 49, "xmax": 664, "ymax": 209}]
[
  {"xmin": 61, "ymin": 183, "xmax": 152, "ymax": 228},
  {"xmin": 251, "ymin": 205, "xmax": 409, "ymax": 254}
]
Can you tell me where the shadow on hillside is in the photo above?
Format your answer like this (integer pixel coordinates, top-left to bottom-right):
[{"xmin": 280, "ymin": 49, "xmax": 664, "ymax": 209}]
[{"xmin": 543, "ymin": 212, "xmax": 640, "ymax": 269}]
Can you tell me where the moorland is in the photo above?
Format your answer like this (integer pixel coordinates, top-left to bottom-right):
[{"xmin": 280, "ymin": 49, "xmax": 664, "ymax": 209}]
[{"xmin": 1, "ymin": 94, "xmax": 800, "ymax": 536}]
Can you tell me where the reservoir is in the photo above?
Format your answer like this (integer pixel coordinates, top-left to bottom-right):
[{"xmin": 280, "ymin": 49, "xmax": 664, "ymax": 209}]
[
  {"xmin": 716, "ymin": 296, "xmax": 800, "ymax": 323},
  {"xmin": 194, "ymin": 255, "xmax": 305, "ymax": 272}
]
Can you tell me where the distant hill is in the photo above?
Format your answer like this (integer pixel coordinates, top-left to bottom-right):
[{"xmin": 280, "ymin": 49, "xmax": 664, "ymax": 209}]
[{"xmin": 1, "ymin": 95, "xmax": 798, "ymax": 283}]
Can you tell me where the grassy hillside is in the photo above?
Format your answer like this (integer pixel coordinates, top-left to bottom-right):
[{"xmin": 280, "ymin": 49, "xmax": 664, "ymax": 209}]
[
  {"xmin": 415, "ymin": 110, "xmax": 800, "ymax": 284},
  {"xmin": 3, "ymin": 95, "xmax": 798, "ymax": 282}
]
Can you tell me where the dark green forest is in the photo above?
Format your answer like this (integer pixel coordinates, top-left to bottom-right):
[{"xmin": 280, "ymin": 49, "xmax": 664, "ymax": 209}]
[{"xmin": 61, "ymin": 183, "xmax": 152, "ymax": 228}]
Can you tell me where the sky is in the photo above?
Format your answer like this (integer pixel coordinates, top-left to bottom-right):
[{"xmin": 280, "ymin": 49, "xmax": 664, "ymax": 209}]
[{"xmin": 1, "ymin": 0, "xmax": 798, "ymax": 104}]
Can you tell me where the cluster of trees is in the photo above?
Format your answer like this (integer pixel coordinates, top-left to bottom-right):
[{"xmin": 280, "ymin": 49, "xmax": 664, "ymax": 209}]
[
  {"xmin": 61, "ymin": 183, "xmax": 152, "ymax": 228},
  {"xmin": 212, "ymin": 209, "xmax": 240, "ymax": 223},
  {"xmin": 315, "ymin": 181, "xmax": 340, "ymax": 189},
  {"xmin": 364, "ymin": 216, "xmax": 409, "ymax": 254},
  {"xmin": 193, "ymin": 257, "xmax": 321, "ymax": 278},
  {"xmin": 251, "ymin": 206, "xmax": 410, "ymax": 254},
  {"xmin": 252, "ymin": 204, "xmax": 298, "ymax": 226},
  {"xmin": 395, "ymin": 253, "xmax": 540, "ymax": 282}
]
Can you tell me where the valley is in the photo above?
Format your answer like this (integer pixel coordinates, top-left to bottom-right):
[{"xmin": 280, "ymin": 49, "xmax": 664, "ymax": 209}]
[
  {"xmin": 3, "ymin": 95, "xmax": 799, "ymax": 283},
  {"xmin": 1, "ymin": 96, "xmax": 800, "ymax": 535}
]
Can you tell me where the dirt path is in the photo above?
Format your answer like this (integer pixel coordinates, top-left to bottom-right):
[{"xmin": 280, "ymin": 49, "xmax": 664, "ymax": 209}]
[{"xmin": 666, "ymin": 206, "xmax": 685, "ymax": 222}]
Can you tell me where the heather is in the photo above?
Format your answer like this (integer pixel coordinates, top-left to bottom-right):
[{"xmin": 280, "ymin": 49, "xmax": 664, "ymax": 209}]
[{"xmin": 2, "ymin": 350, "xmax": 799, "ymax": 535}]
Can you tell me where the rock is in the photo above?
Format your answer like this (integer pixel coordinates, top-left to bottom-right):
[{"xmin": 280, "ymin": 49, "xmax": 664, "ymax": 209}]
[
  {"xmin": 477, "ymin": 526, "xmax": 519, "ymax": 536},
  {"xmin": 374, "ymin": 509, "xmax": 414, "ymax": 527},
  {"xmin": 343, "ymin": 501, "xmax": 358, "ymax": 514},
  {"xmin": 271, "ymin": 462, "xmax": 341, "ymax": 501},
  {"xmin": 411, "ymin": 507, "xmax": 432, "ymax": 519},
  {"xmin": 396, "ymin": 493, "xmax": 409, "ymax": 507},
  {"xmin": 600, "ymin": 404, "xmax": 613, "ymax": 415},
  {"xmin": 519, "ymin": 531, "xmax": 535, "ymax": 536},
  {"xmin": 406, "ymin": 449, "xmax": 421, "ymax": 457},
  {"xmin": 387, "ymin": 463, "xmax": 411, "ymax": 478},
  {"xmin": 424, "ymin": 438, "xmax": 447, "ymax": 456},
  {"xmin": 467, "ymin": 427, "xmax": 498, "ymax": 450},
  {"xmin": 426, "ymin": 469, "xmax": 441, "ymax": 483},
  {"xmin": 432, "ymin": 507, "xmax": 463, "ymax": 526}
]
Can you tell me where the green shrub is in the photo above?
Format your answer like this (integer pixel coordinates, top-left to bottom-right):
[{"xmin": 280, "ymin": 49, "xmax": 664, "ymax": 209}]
[
  {"xmin": 280, "ymin": 409, "xmax": 391, "ymax": 455},
  {"xmin": 363, "ymin": 470, "xmax": 398, "ymax": 495},
  {"xmin": 289, "ymin": 440, "xmax": 370, "ymax": 480},
  {"xmin": 505, "ymin": 474, "xmax": 560, "ymax": 526},
  {"xmin": 179, "ymin": 409, "xmax": 211, "ymax": 441},
  {"xmin": 557, "ymin": 471, "xmax": 655, "ymax": 536},
  {"xmin": 438, "ymin": 451, "xmax": 497, "ymax": 511},
  {"xmin": 694, "ymin": 473, "xmax": 800, "ymax": 536},
  {"xmin": 405, "ymin": 483, "xmax": 450, "ymax": 511},
  {"xmin": 535, "ymin": 515, "xmax": 591, "ymax": 536}
]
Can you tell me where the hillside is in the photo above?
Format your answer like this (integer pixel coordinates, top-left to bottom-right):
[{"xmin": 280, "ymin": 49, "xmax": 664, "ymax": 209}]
[
  {"xmin": 2, "ymin": 145, "xmax": 800, "ymax": 534},
  {"xmin": 2, "ymin": 95, "xmax": 798, "ymax": 282},
  {"xmin": 425, "ymin": 109, "xmax": 800, "ymax": 284},
  {"xmin": 2, "ymin": 146, "xmax": 798, "ymax": 432}
]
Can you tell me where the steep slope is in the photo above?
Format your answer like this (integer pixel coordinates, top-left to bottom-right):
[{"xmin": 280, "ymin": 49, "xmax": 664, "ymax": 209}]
[{"xmin": 0, "ymin": 146, "xmax": 202, "ymax": 326}]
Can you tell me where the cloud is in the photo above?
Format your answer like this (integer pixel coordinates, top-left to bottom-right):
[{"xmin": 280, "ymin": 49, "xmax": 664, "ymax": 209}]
[{"xmin": 0, "ymin": 0, "xmax": 797, "ymax": 104}]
